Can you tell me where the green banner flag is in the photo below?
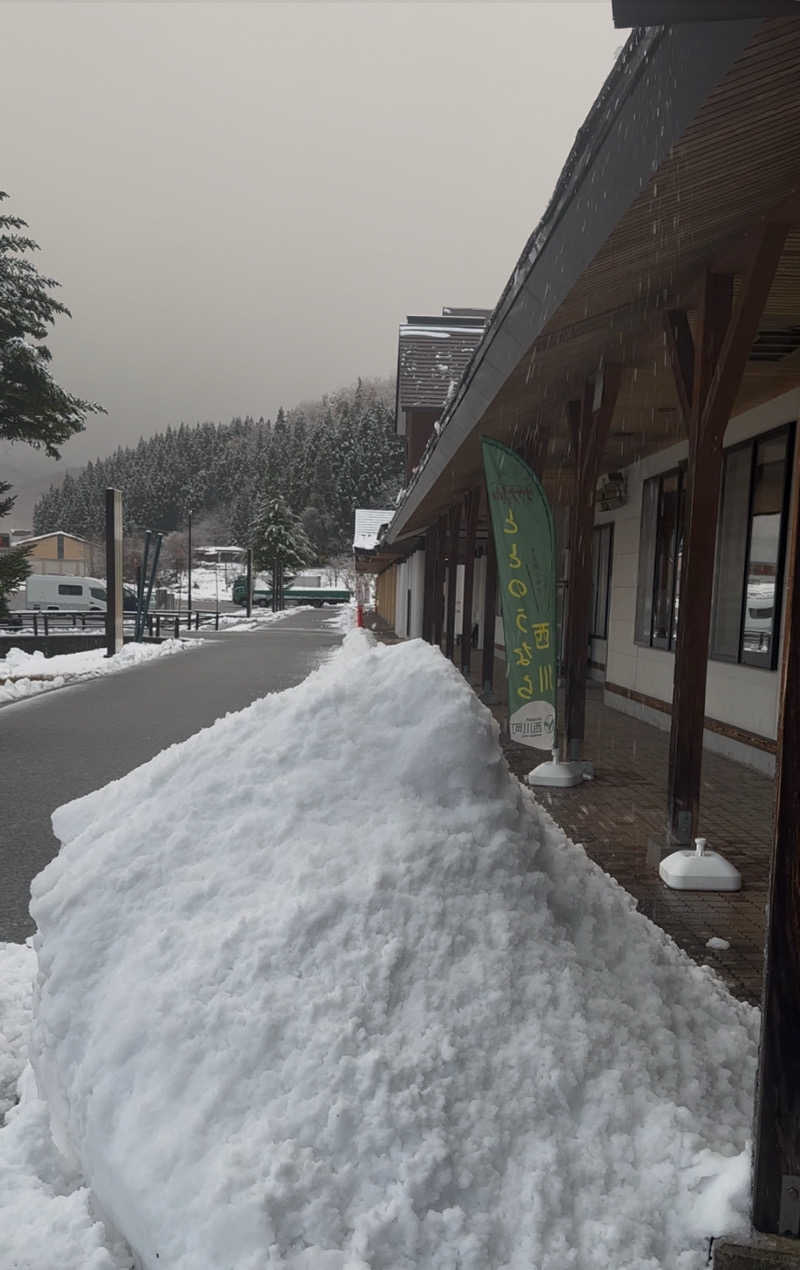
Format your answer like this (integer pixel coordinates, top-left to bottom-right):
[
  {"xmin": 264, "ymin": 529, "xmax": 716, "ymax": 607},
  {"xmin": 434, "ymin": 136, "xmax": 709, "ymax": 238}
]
[{"xmin": 482, "ymin": 437, "xmax": 557, "ymax": 751}]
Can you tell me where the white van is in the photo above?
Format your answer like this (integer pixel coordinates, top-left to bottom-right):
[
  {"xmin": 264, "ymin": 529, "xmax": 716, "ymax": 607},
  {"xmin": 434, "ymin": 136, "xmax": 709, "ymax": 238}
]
[{"xmin": 26, "ymin": 574, "xmax": 107, "ymax": 612}]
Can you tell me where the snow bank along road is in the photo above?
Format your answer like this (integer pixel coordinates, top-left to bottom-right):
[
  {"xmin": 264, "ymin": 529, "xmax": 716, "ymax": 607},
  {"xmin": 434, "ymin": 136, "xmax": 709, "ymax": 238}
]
[
  {"xmin": 0, "ymin": 608, "xmax": 344, "ymax": 943},
  {"xmin": 11, "ymin": 630, "xmax": 757, "ymax": 1270}
]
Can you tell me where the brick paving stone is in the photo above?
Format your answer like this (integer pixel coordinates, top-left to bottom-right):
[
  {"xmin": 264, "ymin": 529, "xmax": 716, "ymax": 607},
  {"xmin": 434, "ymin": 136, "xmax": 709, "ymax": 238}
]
[{"xmin": 366, "ymin": 617, "xmax": 771, "ymax": 1008}]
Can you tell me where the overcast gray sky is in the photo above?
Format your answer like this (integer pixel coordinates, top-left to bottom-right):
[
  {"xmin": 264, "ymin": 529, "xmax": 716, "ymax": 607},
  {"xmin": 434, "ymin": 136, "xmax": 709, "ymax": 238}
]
[{"xmin": 2, "ymin": 2, "xmax": 621, "ymax": 504}]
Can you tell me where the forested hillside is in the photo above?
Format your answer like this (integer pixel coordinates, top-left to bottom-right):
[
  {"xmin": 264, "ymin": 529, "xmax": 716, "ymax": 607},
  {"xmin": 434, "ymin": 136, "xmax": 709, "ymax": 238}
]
[{"xmin": 32, "ymin": 379, "xmax": 402, "ymax": 559}]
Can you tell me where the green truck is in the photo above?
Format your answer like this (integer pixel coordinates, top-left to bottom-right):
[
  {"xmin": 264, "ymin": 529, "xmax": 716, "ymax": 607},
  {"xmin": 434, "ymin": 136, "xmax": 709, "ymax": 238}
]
[{"xmin": 231, "ymin": 574, "xmax": 351, "ymax": 608}]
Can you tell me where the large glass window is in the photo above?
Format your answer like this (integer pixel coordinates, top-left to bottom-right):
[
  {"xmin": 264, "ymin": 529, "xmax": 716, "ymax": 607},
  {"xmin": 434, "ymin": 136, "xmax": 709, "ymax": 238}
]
[
  {"xmin": 710, "ymin": 426, "xmax": 793, "ymax": 669},
  {"xmin": 634, "ymin": 425, "xmax": 793, "ymax": 667},
  {"xmin": 635, "ymin": 467, "xmax": 685, "ymax": 651},
  {"xmin": 742, "ymin": 431, "xmax": 791, "ymax": 667},
  {"xmin": 590, "ymin": 524, "xmax": 613, "ymax": 639}
]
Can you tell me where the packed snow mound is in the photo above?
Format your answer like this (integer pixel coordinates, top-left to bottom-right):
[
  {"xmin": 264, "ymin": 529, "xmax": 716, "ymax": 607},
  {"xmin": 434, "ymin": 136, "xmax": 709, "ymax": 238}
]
[
  {"xmin": 0, "ymin": 943, "xmax": 131, "ymax": 1269},
  {"xmin": 30, "ymin": 632, "xmax": 757, "ymax": 1270}
]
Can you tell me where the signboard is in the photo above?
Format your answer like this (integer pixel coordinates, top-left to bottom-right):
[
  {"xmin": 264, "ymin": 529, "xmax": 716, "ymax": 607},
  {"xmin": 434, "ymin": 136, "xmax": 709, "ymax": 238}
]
[{"xmin": 481, "ymin": 438, "xmax": 557, "ymax": 751}]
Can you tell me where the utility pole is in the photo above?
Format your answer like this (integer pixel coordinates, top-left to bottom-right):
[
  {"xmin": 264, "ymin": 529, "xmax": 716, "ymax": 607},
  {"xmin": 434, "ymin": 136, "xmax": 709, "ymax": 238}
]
[
  {"xmin": 105, "ymin": 487, "xmax": 123, "ymax": 657},
  {"xmin": 187, "ymin": 508, "xmax": 193, "ymax": 615},
  {"xmin": 246, "ymin": 548, "xmax": 253, "ymax": 618}
]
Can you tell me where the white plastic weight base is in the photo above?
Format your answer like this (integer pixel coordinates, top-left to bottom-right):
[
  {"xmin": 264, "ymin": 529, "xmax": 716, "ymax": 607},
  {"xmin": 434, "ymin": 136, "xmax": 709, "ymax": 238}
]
[
  {"xmin": 659, "ymin": 837, "xmax": 742, "ymax": 892},
  {"xmin": 526, "ymin": 758, "xmax": 584, "ymax": 789}
]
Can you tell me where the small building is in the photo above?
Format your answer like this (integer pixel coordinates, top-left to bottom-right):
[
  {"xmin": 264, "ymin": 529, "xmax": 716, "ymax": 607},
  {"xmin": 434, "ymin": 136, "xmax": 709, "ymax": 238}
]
[
  {"xmin": 395, "ymin": 309, "xmax": 490, "ymax": 482},
  {"xmin": 13, "ymin": 531, "xmax": 94, "ymax": 577}
]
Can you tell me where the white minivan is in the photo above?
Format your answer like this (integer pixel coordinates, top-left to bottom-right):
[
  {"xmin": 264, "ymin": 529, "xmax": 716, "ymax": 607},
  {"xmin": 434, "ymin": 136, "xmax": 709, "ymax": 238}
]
[{"xmin": 25, "ymin": 574, "xmax": 108, "ymax": 612}]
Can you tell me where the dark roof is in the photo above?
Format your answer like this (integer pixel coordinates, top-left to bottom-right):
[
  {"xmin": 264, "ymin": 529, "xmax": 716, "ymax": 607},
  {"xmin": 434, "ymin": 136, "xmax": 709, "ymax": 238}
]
[{"xmin": 396, "ymin": 312, "xmax": 489, "ymax": 413}]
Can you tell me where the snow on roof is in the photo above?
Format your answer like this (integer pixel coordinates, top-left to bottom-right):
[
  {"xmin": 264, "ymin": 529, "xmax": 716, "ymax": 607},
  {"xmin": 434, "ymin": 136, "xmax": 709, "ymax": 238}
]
[
  {"xmin": 353, "ymin": 507, "xmax": 394, "ymax": 552},
  {"xmin": 29, "ymin": 633, "xmax": 758, "ymax": 1270},
  {"xmin": 397, "ymin": 315, "xmax": 488, "ymax": 412},
  {"xmin": 17, "ymin": 530, "xmax": 89, "ymax": 545}
]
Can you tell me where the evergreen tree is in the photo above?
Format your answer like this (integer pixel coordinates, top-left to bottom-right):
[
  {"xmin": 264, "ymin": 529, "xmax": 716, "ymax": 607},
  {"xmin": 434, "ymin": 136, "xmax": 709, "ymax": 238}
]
[
  {"xmin": 0, "ymin": 481, "xmax": 30, "ymax": 618},
  {"xmin": 0, "ymin": 191, "xmax": 103, "ymax": 612},
  {"xmin": 0, "ymin": 192, "xmax": 103, "ymax": 455},
  {"xmin": 31, "ymin": 377, "xmax": 404, "ymax": 562},
  {"xmin": 248, "ymin": 493, "xmax": 313, "ymax": 575}
]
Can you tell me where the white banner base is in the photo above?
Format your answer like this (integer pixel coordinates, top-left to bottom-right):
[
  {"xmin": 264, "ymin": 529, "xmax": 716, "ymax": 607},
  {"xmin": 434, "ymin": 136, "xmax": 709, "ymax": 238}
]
[
  {"xmin": 526, "ymin": 758, "xmax": 584, "ymax": 789},
  {"xmin": 659, "ymin": 838, "xmax": 742, "ymax": 891}
]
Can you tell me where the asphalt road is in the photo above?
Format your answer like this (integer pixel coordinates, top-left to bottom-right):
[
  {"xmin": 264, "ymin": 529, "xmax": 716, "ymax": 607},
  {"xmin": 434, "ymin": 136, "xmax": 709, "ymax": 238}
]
[{"xmin": 1, "ymin": 609, "xmax": 344, "ymax": 942}]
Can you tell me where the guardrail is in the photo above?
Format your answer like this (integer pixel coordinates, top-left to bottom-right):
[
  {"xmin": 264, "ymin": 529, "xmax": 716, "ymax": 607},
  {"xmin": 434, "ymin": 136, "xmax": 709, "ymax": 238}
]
[{"xmin": 0, "ymin": 609, "xmax": 226, "ymax": 638}]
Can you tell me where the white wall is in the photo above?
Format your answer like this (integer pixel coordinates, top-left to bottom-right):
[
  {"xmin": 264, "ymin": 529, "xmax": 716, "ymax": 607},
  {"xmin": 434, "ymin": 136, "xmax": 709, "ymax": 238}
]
[
  {"xmin": 597, "ymin": 387, "xmax": 800, "ymax": 772},
  {"xmin": 392, "ymin": 550, "xmax": 426, "ymax": 639}
]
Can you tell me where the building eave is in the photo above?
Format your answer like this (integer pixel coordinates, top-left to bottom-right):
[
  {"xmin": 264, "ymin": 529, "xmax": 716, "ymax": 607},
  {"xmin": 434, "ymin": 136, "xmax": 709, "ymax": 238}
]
[{"xmin": 386, "ymin": 18, "xmax": 760, "ymax": 544}]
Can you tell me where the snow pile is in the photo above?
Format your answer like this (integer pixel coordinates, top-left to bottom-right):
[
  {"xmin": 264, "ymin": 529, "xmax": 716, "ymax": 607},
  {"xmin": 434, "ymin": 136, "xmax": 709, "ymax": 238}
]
[
  {"xmin": 0, "ymin": 942, "xmax": 34, "ymax": 1121},
  {"xmin": 220, "ymin": 604, "xmax": 322, "ymax": 632},
  {"xmin": 30, "ymin": 634, "xmax": 758, "ymax": 1270},
  {"xmin": 0, "ymin": 942, "xmax": 131, "ymax": 1268},
  {"xmin": 0, "ymin": 638, "xmax": 197, "ymax": 706}
]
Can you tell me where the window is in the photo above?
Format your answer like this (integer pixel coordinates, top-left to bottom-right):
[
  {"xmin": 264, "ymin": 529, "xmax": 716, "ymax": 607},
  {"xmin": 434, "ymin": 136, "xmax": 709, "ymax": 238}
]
[
  {"xmin": 635, "ymin": 467, "xmax": 686, "ymax": 650},
  {"xmin": 590, "ymin": 524, "xmax": 613, "ymax": 639},
  {"xmin": 58, "ymin": 583, "xmax": 82, "ymax": 596},
  {"xmin": 90, "ymin": 586, "xmax": 107, "ymax": 601},
  {"xmin": 634, "ymin": 425, "xmax": 794, "ymax": 668},
  {"xmin": 710, "ymin": 425, "xmax": 794, "ymax": 669}
]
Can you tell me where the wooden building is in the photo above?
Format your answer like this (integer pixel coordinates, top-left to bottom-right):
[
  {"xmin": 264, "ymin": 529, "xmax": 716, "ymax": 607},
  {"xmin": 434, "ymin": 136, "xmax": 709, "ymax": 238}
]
[
  {"xmin": 13, "ymin": 531, "xmax": 95, "ymax": 577},
  {"xmin": 366, "ymin": 11, "xmax": 800, "ymax": 1247}
]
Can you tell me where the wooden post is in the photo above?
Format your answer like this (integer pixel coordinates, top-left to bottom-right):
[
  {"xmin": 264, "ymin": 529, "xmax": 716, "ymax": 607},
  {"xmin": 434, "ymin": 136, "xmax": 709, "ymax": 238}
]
[
  {"xmin": 460, "ymin": 489, "xmax": 479, "ymax": 676},
  {"xmin": 752, "ymin": 435, "xmax": 800, "ymax": 1236},
  {"xmin": 481, "ymin": 514, "xmax": 498, "ymax": 692},
  {"xmin": 421, "ymin": 525, "xmax": 436, "ymax": 643},
  {"xmin": 445, "ymin": 502, "xmax": 461, "ymax": 663},
  {"xmin": 105, "ymin": 487, "xmax": 123, "ymax": 657},
  {"xmin": 667, "ymin": 227, "xmax": 788, "ymax": 844},
  {"xmin": 564, "ymin": 368, "xmax": 621, "ymax": 760},
  {"xmin": 246, "ymin": 548, "xmax": 253, "ymax": 618},
  {"xmin": 433, "ymin": 513, "xmax": 448, "ymax": 647}
]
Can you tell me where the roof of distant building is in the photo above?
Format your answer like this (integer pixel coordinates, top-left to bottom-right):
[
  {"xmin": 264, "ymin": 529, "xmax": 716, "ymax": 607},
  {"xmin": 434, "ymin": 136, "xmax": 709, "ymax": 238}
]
[
  {"xmin": 353, "ymin": 508, "xmax": 395, "ymax": 553},
  {"xmin": 396, "ymin": 308, "xmax": 490, "ymax": 414},
  {"xmin": 17, "ymin": 531, "xmax": 89, "ymax": 545}
]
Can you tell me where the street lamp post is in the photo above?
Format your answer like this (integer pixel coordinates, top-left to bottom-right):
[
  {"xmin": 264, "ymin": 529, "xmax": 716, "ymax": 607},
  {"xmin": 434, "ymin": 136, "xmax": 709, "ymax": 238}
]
[{"xmin": 187, "ymin": 508, "xmax": 193, "ymax": 616}]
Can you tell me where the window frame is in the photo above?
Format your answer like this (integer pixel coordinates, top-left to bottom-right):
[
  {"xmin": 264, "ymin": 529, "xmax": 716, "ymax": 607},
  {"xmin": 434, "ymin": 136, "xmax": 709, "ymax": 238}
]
[
  {"xmin": 710, "ymin": 421, "xmax": 795, "ymax": 672},
  {"xmin": 634, "ymin": 464, "xmax": 686, "ymax": 652},
  {"xmin": 633, "ymin": 423, "xmax": 795, "ymax": 668},
  {"xmin": 589, "ymin": 522, "xmax": 614, "ymax": 641}
]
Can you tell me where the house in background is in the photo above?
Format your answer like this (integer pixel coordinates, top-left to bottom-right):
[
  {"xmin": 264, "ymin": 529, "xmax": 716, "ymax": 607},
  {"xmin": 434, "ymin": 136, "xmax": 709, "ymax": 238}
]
[{"xmin": 10, "ymin": 531, "xmax": 96, "ymax": 577}]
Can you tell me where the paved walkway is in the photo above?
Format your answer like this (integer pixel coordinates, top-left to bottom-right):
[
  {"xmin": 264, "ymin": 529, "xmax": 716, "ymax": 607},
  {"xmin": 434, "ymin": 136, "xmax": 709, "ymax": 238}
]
[
  {"xmin": 0, "ymin": 610, "xmax": 344, "ymax": 943},
  {"xmin": 368, "ymin": 616, "xmax": 772, "ymax": 1007},
  {"xmin": 493, "ymin": 678, "xmax": 771, "ymax": 1007}
]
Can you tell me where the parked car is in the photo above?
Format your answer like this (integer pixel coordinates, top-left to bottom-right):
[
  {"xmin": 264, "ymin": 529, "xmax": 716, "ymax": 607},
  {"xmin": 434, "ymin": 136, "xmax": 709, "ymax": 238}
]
[{"xmin": 24, "ymin": 575, "xmax": 139, "ymax": 613}]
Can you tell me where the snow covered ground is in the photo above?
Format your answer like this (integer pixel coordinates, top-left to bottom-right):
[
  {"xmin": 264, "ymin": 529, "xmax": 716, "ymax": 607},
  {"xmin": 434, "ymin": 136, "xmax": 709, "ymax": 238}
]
[
  {"xmin": 1, "ymin": 632, "xmax": 758, "ymax": 1269},
  {"xmin": 219, "ymin": 604, "xmax": 323, "ymax": 632},
  {"xmin": 0, "ymin": 639, "xmax": 198, "ymax": 707},
  {"xmin": 181, "ymin": 564, "xmax": 355, "ymax": 606}
]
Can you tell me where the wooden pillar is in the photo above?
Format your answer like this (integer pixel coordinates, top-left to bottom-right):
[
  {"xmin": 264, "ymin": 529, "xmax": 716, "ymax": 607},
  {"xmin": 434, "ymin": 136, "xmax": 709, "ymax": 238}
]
[
  {"xmin": 433, "ymin": 513, "xmax": 447, "ymax": 647},
  {"xmin": 460, "ymin": 489, "xmax": 479, "ymax": 677},
  {"xmin": 667, "ymin": 226, "xmax": 788, "ymax": 845},
  {"xmin": 105, "ymin": 487, "xmax": 123, "ymax": 657},
  {"xmin": 444, "ymin": 502, "xmax": 461, "ymax": 663},
  {"xmin": 564, "ymin": 368, "xmax": 621, "ymax": 760},
  {"xmin": 752, "ymin": 435, "xmax": 800, "ymax": 1236},
  {"xmin": 421, "ymin": 525, "xmax": 436, "ymax": 644},
  {"xmin": 481, "ymin": 514, "xmax": 498, "ymax": 692}
]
